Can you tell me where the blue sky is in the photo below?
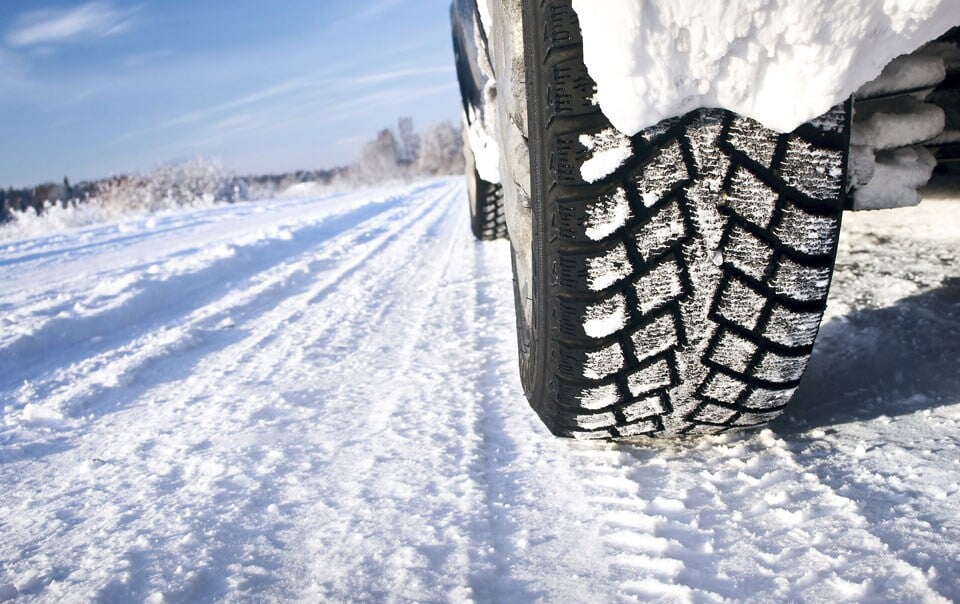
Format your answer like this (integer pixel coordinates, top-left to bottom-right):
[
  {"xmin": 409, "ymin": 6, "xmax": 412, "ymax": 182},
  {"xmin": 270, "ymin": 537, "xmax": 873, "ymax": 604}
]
[{"xmin": 0, "ymin": 0, "xmax": 459, "ymax": 187}]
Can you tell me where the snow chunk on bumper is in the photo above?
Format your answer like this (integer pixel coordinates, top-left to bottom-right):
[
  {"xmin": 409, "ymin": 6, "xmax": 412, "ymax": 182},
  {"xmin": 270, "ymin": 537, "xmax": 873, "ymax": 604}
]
[{"xmin": 573, "ymin": 0, "xmax": 960, "ymax": 134}]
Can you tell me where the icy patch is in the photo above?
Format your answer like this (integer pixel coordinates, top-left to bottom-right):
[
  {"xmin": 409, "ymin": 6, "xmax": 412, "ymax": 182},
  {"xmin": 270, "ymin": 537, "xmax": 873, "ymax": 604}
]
[
  {"xmin": 585, "ymin": 188, "xmax": 632, "ymax": 241},
  {"xmin": 579, "ymin": 129, "xmax": 632, "ymax": 183},
  {"xmin": 573, "ymin": 0, "xmax": 960, "ymax": 134}
]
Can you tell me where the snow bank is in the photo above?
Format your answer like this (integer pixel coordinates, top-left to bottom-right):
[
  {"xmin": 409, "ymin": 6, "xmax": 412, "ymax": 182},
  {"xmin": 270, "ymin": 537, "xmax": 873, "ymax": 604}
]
[
  {"xmin": 573, "ymin": 0, "xmax": 960, "ymax": 134},
  {"xmin": 0, "ymin": 196, "xmax": 222, "ymax": 242}
]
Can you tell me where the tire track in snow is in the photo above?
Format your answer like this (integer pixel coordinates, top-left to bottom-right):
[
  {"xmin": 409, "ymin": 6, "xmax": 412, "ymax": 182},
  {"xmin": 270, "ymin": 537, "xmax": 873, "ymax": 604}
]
[
  {"xmin": 0, "ymin": 181, "xmax": 466, "ymax": 600},
  {"xmin": 0, "ymin": 184, "xmax": 443, "ymax": 387},
  {"xmin": 285, "ymin": 187, "xmax": 490, "ymax": 600},
  {"xmin": 1, "ymin": 183, "xmax": 451, "ymax": 433},
  {"xmin": 565, "ymin": 428, "xmax": 946, "ymax": 601}
]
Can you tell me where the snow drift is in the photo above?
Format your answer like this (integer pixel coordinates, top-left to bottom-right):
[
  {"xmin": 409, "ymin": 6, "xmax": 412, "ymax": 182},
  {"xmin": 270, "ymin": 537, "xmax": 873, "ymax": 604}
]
[{"xmin": 573, "ymin": 0, "xmax": 960, "ymax": 134}]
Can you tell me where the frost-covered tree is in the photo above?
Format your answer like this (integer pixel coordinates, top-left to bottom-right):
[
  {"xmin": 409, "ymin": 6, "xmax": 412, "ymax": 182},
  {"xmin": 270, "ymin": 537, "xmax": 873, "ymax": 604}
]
[
  {"xmin": 417, "ymin": 121, "xmax": 464, "ymax": 176},
  {"xmin": 397, "ymin": 117, "xmax": 420, "ymax": 166},
  {"xmin": 93, "ymin": 158, "xmax": 229, "ymax": 214},
  {"xmin": 352, "ymin": 128, "xmax": 402, "ymax": 183}
]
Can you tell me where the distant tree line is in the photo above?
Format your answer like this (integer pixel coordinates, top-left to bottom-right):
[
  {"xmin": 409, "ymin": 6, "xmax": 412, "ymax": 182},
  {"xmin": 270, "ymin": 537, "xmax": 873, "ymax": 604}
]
[
  {"xmin": 1, "ymin": 118, "xmax": 464, "ymax": 224},
  {"xmin": 1, "ymin": 178, "xmax": 97, "ymax": 223},
  {"xmin": 351, "ymin": 118, "xmax": 464, "ymax": 184}
]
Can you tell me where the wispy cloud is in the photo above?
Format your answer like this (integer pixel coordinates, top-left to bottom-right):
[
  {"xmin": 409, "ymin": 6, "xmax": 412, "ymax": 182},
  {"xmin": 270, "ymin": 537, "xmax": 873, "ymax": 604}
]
[
  {"xmin": 353, "ymin": 0, "xmax": 402, "ymax": 22},
  {"xmin": 159, "ymin": 75, "xmax": 323, "ymax": 128},
  {"xmin": 6, "ymin": 2, "xmax": 135, "ymax": 48},
  {"xmin": 352, "ymin": 65, "xmax": 452, "ymax": 85}
]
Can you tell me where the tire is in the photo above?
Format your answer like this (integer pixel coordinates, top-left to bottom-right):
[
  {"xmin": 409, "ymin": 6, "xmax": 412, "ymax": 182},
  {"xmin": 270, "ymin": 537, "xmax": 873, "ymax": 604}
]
[
  {"xmin": 513, "ymin": 0, "xmax": 851, "ymax": 439},
  {"xmin": 463, "ymin": 118, "xmax": 508, "ymax": 241}
]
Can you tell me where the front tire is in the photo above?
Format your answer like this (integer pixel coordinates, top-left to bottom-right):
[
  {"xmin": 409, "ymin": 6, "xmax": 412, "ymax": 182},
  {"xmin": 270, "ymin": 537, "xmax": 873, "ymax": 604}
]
[{"xmin": 515, "ymin": 0, "xmax": 850, "ymax": 439}]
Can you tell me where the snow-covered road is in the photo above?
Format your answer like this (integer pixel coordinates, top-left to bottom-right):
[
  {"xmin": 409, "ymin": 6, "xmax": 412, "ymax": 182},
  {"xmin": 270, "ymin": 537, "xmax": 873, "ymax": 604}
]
[{"xmin": 1, "ymin": 178, "xmax": 959, "ymax": 602}]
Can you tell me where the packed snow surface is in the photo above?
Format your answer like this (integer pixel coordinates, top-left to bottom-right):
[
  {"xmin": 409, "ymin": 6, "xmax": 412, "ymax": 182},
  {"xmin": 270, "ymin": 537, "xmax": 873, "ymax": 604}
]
[
  {"xmin": 2, "ymin": 179, "xmax": 960, "ymax": 601},
  {"xmin": 573, "ymin": 0, "xmax": 960, "ymax": 134}
]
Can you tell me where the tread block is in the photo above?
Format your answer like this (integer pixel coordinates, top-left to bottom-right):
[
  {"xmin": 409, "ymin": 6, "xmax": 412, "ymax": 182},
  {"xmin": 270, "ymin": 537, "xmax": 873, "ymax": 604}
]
[
  {"xmin": 733, "ymin": 410, "xmax": 782, "ymax": 427},
  {"xmin": 779, "ymin": 136, "xmax": 844, "ymax": 200},
  {"xmin": 633, "ymin": 257, "xmax": 685, "ymax": 314},
  {"xmin": 622, "ymin": 395, "xmax": 667, "ymax": 421},
  {"xmin": 763, "ymin": 304, "xmax": 822, "ymax": 348},
  {"xmin": 579, "ymin": 341, "xmax": 625, "ymax": 380},
  {"xmin": 626, "ymin": 357, "xmax": 673, "ymax": 397},
  {"xmin": 725, "ymin": 165, "xmax": 778, "ymax": 229},
  {"xmin": 742, "ymin": 386, "xmax": 798, "ymax": 411},
  {"xmin": 724, "ymin": 224, "xmax": 775, "ymax": 281},
  {"xmin": 630, "ymin": 312, "xmax": 679, "ymax": 364},
  {"xmin": 570, "ymin": 410, "xmax": 618, "ymax": 430},
  {"xmin": 583, "ymin": 242, "xmax": 633, "ymax": 291},
  {"xmin": 575, "ymin": 382, "xmax": 623, "ymax": 411},
  {"xmin": 582, "ymin": 293, "xmax": 628, "ymax": 339},
  {"xmin": 691, "ymin": 403, "xmax": 739, "ymax": 424},
  {"xmin": 708, "ymin": 330, "xmax": 758, "ymax": 374},
  {"xmin": 754, "ymin": 351, "xmax": 807, "ymax": 383},
  {"xmin": 556, "ymin": 380, "xmax": 623, "ymax": 411},
  {"xmin": 770, "ymin": 257, "xmax": 831, "ymax": 302},
  {"xmin": 700, "ymin": 372, "xmax": 748, "ymax": 405},
  {"xmin": 773, "ymin": 201, "xmax": 838, "ymax": 256},
  {"xmin": 640, "ymin": 117, "xmax": 684, "ymax": 144},
  {"xmin": 629, "ymin": 140, "xmax": 689, "ymax": 207},
  {"xmin": 631, "ymin": 197, "xmax": 687, "ymax": 261},
  {"xmin": 583, "ymin": 187, "xmax": 633, "ymax": 241},
  {"xmin": 617, "ymin": 418, "xmax": 660, "ymax": 437},
  {"xmin": 716, "ymin": 276, "xmax": 767, "ymax": 331},
  {"xmin": 555, "ymin": 185, "xmax": 630, "ymax": 242},
  {"xmin": 725, "ymin": 116, "xmax": 779, "ymax": 168},
  {"xmin": 570, "ymin": 427, "xmax": 614, "ymax": 440},
  {"xmin": 806, "ymin": 105, "xmax": 847, "ymax": 134},
  {"xmin": 554, "ymin": 340, "xmax": 625, "ymax": 381}
]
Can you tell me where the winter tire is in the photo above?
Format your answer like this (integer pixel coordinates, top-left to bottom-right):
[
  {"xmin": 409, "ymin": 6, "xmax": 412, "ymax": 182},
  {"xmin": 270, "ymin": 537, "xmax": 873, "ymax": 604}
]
[
  {"xmin": 463, "ymin": 122, "xmax": 508, "ymax": 241},
  {"xmin": 514, "ymin": 0, "xmax": 851, "ymax": 439}
]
